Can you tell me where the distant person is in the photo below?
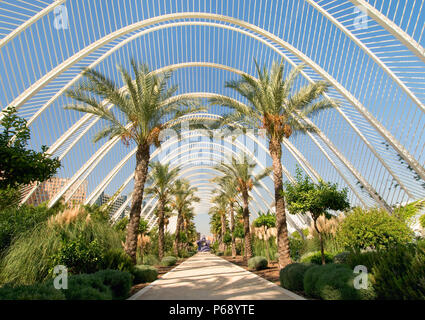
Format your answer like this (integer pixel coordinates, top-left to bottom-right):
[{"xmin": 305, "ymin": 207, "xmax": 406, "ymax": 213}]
[{"xmin": 196, "ymin": 236, "xmax": 211, "ymax": 252}]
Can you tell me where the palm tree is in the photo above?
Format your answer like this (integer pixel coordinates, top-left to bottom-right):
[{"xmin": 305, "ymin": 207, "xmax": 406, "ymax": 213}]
[
  {"xmin": 65, "ymin": 60, "xmax": 201, "ymax": 263},
  {"xmin": 210, "ymin": 193, "xmax": 229, "ymax": 252},
  {"xmin": 209, "ymin": 60, "xmax": 336, "ymax": 268},
  {"xmin": 145, "ymin": 162, "xmax": 180, "ymax": 260},
  {"xmin": 213, "ymin": 153, "xmax": 271, "ymax": 260},
  {"xmin": 171, "ymin": 179, "xmax": 200, "ymax": 256},
  {"xmin": 211, "ymin": 177, "xmax": 239, "ymax": 257}
]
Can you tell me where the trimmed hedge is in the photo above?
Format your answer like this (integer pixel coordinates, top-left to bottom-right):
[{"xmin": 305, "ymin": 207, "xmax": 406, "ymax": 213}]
[
  {"xmin": 303, "ymin": 263, "xmax": 375, "ymax": 300},
  {"xmin": 64, "ymin": 269, "xmax": 132, "ymax": 300},
  {"xmin": 0, "ymin": 282, "xmax": 66, "ymax": 300},
  {"xmin": 300, "ymin": 251, "xmax": 334, "ymax": 265},
  {"xmin": 248, "ymin": 256, "xmax": 268, "ymax": 270},
  {"xmin": 132, "ymin": 265, "xmax": 158, "ymax": 284},
  {"xmin": 142, "ymin": 254, "xmax": 159, "ymax": 266},
  {"xmin": 160, "ymin": 256, "xmax": 177, "ymax": 267},
  {"xmin": 280, "ymin": 263, "xmax": 314, "ymax": 292}
]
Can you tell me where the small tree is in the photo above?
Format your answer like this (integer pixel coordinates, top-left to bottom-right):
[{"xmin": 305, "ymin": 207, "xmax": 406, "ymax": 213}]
[
  {"xmin": 284, "ymin": 168, "xmax": 350, "ymax": 265},
  {"xmin": 0, "ymin": 107, "xmax": 60, "ymax": 189},
  {"xmin": 253, "ymin": 211, "xmax": 276, "ymax": 261}
]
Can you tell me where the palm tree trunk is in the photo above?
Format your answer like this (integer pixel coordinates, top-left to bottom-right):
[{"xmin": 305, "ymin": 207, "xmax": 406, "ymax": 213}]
[
  {"xmin": 242, "ymin": 190, "xmax": 253, "ymax": 261},
  {"xmin": 158, "ymin": 200, "xmax": 165, "ymax": 261},
  {"xmin": 264, "ymin": 226, "xmax": 270, "ymax": 262},
  {"xmin": 269, "ymin": 138, "xmax": 292, "ymax": 269},
  {"xmin": 174, "ymin": 211, "xmax": 183, "ymax": 256},
  {"xmin": 230, "ymin": 202, "xmax": 236, "ymax": 257},
  {"xmin": 124, "ymin": 143, "xmax": 150, "ymax": 264},
  {"xmin": 220, "ymin": 214, "xmax": 226, "ymax": 252}
]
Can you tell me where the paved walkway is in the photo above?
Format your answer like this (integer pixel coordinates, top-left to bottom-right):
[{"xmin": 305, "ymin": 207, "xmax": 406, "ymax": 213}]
[{"xmin": 129, "ymin": 252, "xmax": 304, "ymax": 300}]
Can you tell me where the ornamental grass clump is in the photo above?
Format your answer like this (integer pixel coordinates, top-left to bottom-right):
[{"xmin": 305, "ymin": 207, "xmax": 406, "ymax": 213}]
[{"xmin": 0, "ymin": 207, "xmax": 122, "ymax": 285}]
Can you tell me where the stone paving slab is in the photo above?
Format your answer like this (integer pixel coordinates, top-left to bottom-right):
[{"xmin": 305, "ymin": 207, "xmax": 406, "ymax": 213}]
[{"xmin": 129, "ymin": 252, "xmax": 305, "ymax": 300}]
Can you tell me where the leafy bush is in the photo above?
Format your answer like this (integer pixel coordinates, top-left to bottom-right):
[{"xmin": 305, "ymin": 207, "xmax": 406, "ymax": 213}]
[
  {"xmin": 64, "ymin": 273, "xmax": 113, "ymax": 300},
  {"xmin": 51, "ymin": 235, "xmax": 103, "ymax": 274},
  {"xmin": 370, "ymin": 244, "xmax": 425, "ymax": 300},
  {"xmin": 216, "ymin": 251, "xmax": 224, "ymax": 256},
  {"xmin": 333, "ymin": 251, "xmax": 351, "ymax": 264},
  {"xmin": 300, "ymin": 251, "xmax": 334, "ymax": 264},
  {"xmin": 314, "ymin": 264, "xmax": 375, "ymax": 300},
  {"xmin": 289, "ymin": 237, "xmax": 304, "ymax": 261},
  {"xmin": 95, "ymin": 269, "xmax": 132, "ymax": 300},
  {"xmin": 303, "ymin": 263, "xmax": 375, "ymax": 300},
  {"xmin": 142, "ymin": 254, "xmax": 159, "ymax": 266},
  {"xmin": 63, "ymin": 269, "xmax": 132, "ymax": 300},
  {"xmin": 345, "ymin": 250, "xmax": 377, "ymax": 270},
  {"xmin": 336, "ymin": 207, "xmax": 413, "ymax": 250},
  {"xmin": 160, "ymin": 256, "xmax": 177, "ymax": 267},
  {"xmin": 0, "ymin": 282, "xmax": 65, "ymax": 300},
  {"xmin": 0, "ymin": 203, "xmax": 59, "ymax": 254},
  {"xmin": 100, "ymin": 249, "xmax": 133, "ymax": 272},
  {"xmin": 0, "ymin": 186, "xmax": 21, "ymax": 211},
  {"xmin": 0, "ymin": 208, "xmax": 122, "ymax": 285},
  {"xmin": 248, "ymin": 256, "xmax": 268, "ymax": 270},
  {"xmin": 280, "ymin": 263, "xmax": 314, "ymax": 292},
  {"xmin": 132, "ymin": 265, "xmax": 158, "ymax": 284}
]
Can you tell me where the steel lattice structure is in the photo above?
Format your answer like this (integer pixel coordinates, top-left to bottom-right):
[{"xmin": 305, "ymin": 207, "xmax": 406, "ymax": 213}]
[{"xmin": 1, "ymin": 0, "xmax": 424, "ymax": 233}]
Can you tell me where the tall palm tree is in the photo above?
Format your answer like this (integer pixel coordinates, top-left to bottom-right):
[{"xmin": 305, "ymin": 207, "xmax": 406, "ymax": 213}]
[
  {"xmin": 210, "ymin": 193, "xmax": 229, "ymax": 252},
  {"xmin": 65, "ymin": 60, "xmax": 201, "ymax": 263},
  {"xmin": 171, "ymin": 179, "xmax": 200, "ymax": 256},
  {"xmin": 213, "ymin": 153, "xmax": 271, "ymax": 260},
  {"xmin": 145, "ymin": 162, "xmax": 180, "ymax": 260},
  {"xmin": 211, "ymin": 177, "xmax": 239, "ymax": 257},
  {"xmin": 209, "ymin": 60, "xmax": 336, "ymax": 268}
]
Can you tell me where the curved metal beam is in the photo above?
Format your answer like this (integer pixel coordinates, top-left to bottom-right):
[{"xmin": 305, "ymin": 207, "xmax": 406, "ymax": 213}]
[
  {"xmin": 6, "ymin": 12, "xmax": 422, "ymax": 184},
  {"xmin": 0, "ymin": 0, "xmax": 66, "ymax": 49},
  {"xmin": 22, "ymin": 25, "xmax": 413, "ymax": 200},
  {"xmin": 348, "ymin": 0, "xmax": 425, "ymax": 63},
  {"xmin": 306, "ymin": 0, "xmax": 425, "ymax": 114}
]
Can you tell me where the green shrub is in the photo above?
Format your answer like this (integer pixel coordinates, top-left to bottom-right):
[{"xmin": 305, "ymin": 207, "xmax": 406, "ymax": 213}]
[
  {"xmin": 314, "ymin": 264, "xmax": 375, "ymax": 300},
  {"xmin": 370, "ymin": 244, "xmax": 425, "ymax": 300},
  {"xmin": 216, "ymin": 251, "xmax": 224, "ymax": 256},
  {"xmin": 303, "ymin": 263, "xmax": 375, "ymax": 300},
  {"xmin": 51, "ymin": 235, "xmax": 103, "ymax": 274},
  {"xmin": 280, "ymin": 263, "xmax": 314, "ymax": 292},
  {"xmin": 0, "ymin": 203, "xmax": 58, "ymax": 254},
  {"xmin": 64, "ymin": 269, "xmax": 132, "ymax": 300},
  {"xmin": 289, "ymin": 237, "xmax": 304, "ymax": 261},
  {"xmin": 0, "ymin": 282, "xmax": 65, "ymax": 300},
  {"xmin": 132, "ymin": 265, "xmax": 158, "ymax": 284},
  {"xmin": 100, "ymin": 248, "xmax": 133, "ymax": 272},
  {"xmin": 142, "ymin": 254, "xmax": 159, "ymax": 266},
  {"xmin": 336, "ymin": 207, "xmax": 413, "ymax": 250},
  {"xmin": 303, "ymin": 264, "xmax": 323, "ymax": 298},
  {"xmin": 420, "ymin": 214, "xmax": 425, "ymax": 229},
  {"xmin": 0, "ymin": 210, "xmax": 122, "ymax": 285},
  {"xmin": 300, "ymin": 251, "xmax": 334, "ymax": 264},
  {"xmin": 333, "ymin": 251, "xmax": 351, "ymax": 264},
  {"xmin": 345, "ymin": 250, "xmax": 377, "ymax": 270},
  {"xmin": 64, "ymin": 273, "xmax": 113, "ymax": 300},
  {"xmin": 94, "ymin": 269, "xmax": 132, "ymax": 300},
  {"xmin": 248, "ymin": 256, "xmax": 268, "ymax": 270},
  {"xmin": 160, "ymin": 256, "xmax": 177, "ymax": 267}
]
